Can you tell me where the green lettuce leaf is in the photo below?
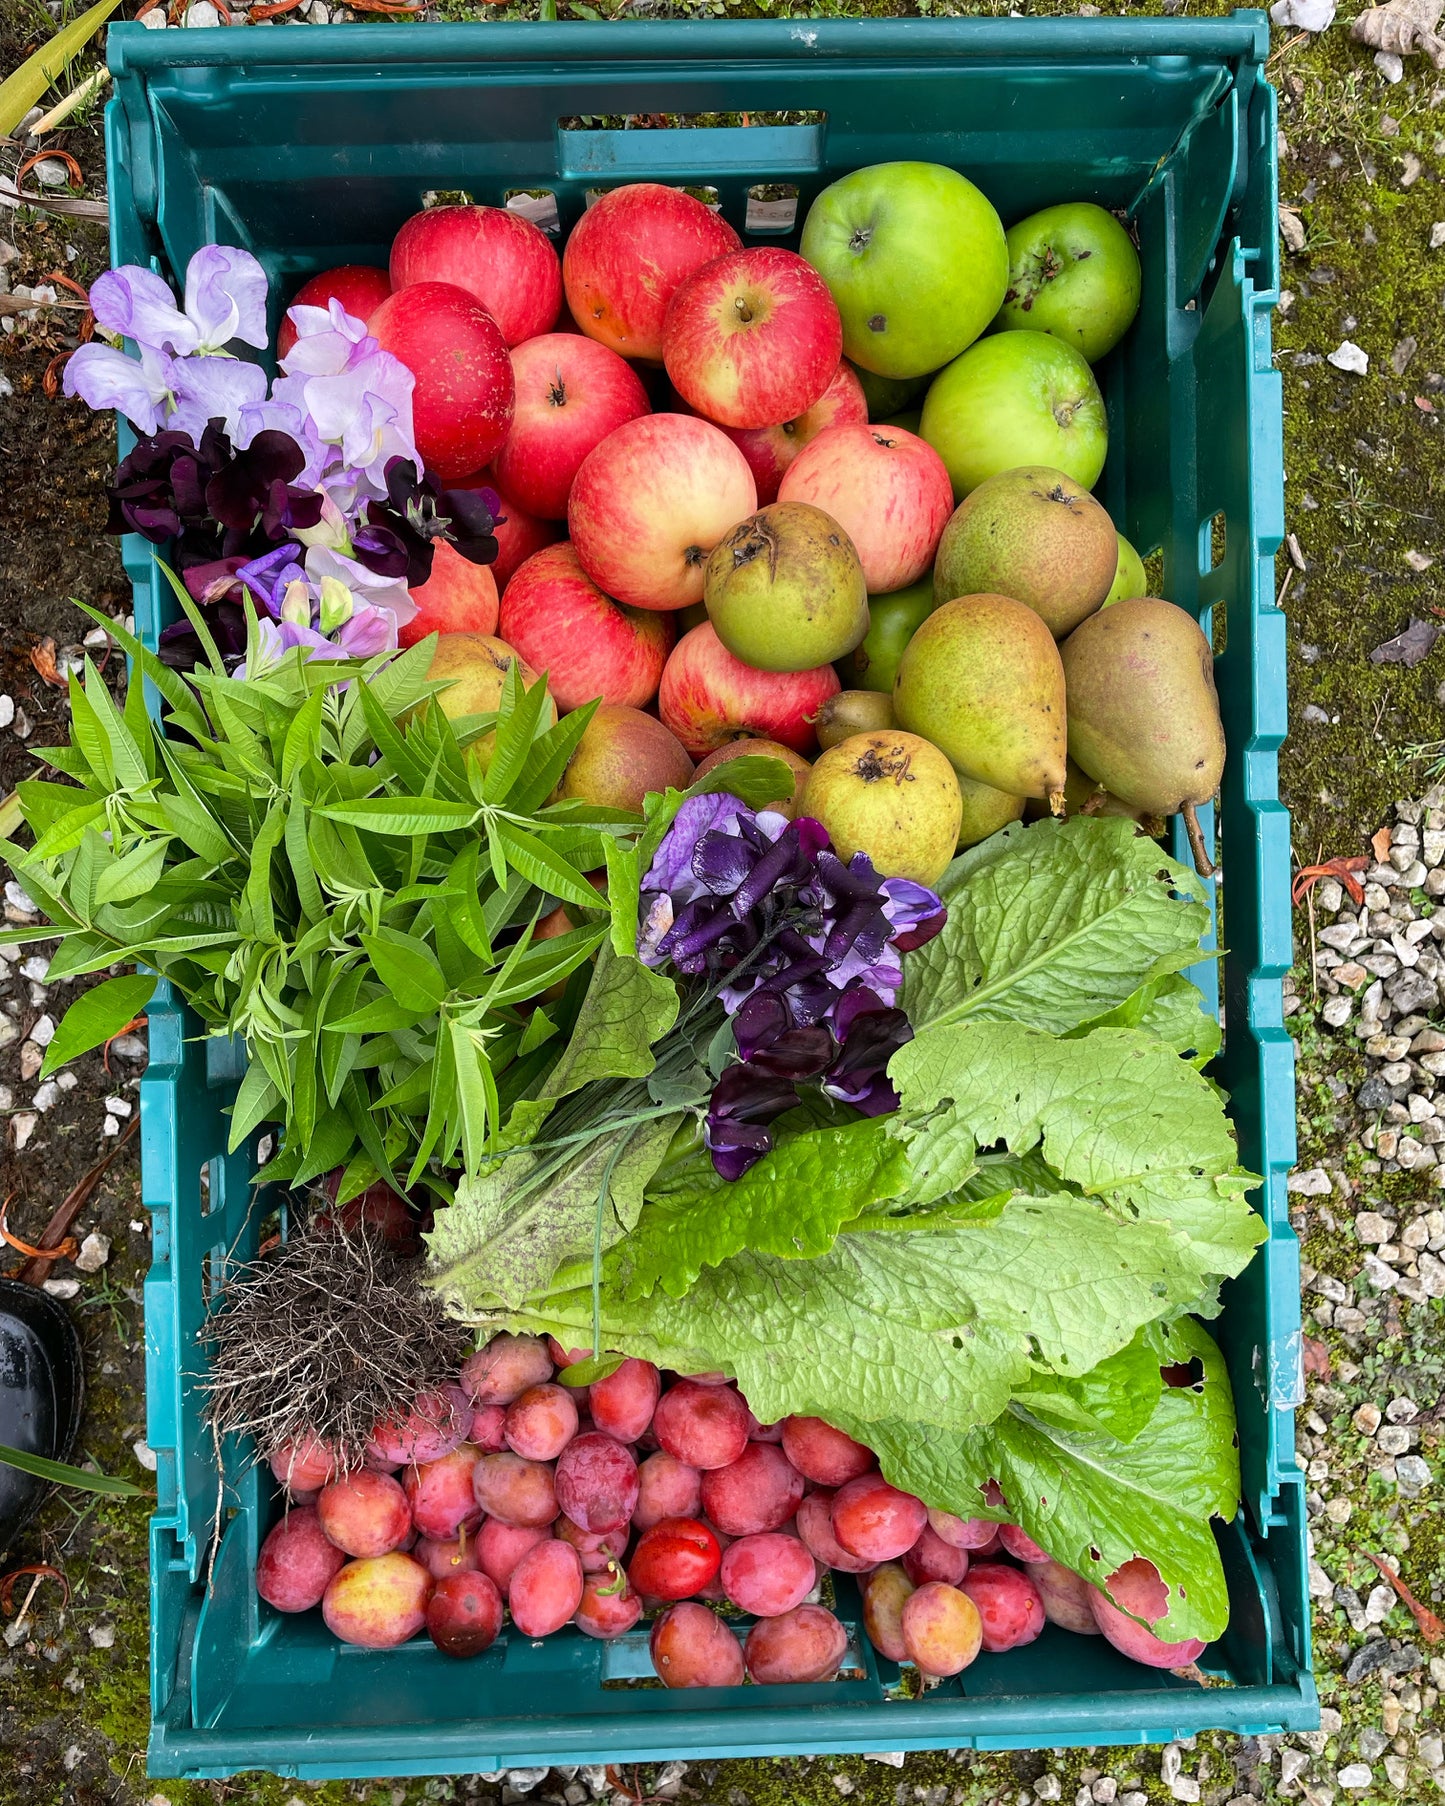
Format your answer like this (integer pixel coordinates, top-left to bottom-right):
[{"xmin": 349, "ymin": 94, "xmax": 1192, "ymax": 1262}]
[
  {"xmin": 467, "ymin": 1190, "xmax": 1217, "ymax": 1437},
  {"xmin": 425, "ymin": 1111, "xmax": 680, "ymax": 1311},
  {"xmin": 616, "ymin": 1114, "xmax": 912, "ymax": 1300},
  {"xmin": 903, "ymin": 815, "xmax": 1210, "ymax": 1036},
  {"xmin": 890, "ymin": 1020, "xmax": 1264, "ymax": 1288},
  {"xmin": 830, "ymin": 1317, "xmax": 1239, "ymax": 1645},
  {"xmin": 539, "ymin": 941, "xmax": 679, "ymax": 1100},
  {"xmin": 1072, "ymin": 971, "xmax": 1221, "ymax": 1068}
]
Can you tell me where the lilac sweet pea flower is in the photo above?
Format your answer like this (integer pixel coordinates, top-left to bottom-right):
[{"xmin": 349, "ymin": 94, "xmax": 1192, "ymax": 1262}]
[
  {"xmin": 166, "ymin": 352, "xmax": 269, "ymax": 443},
  {"xmin": 90, "ymin": 246, "xmax": 267, "ymax": 358},
  {"xmin": 62, "ymin": 341, "xmax": 175, "ymax": 434}
]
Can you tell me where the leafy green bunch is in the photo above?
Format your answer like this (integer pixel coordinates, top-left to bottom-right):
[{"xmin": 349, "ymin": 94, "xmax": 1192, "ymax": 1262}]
[
  {"xmin": 432, "ymin": 815, "xmax": 1266, "ymax": 1644},
  {"xmin": 4, "ymin": 589, "xmax": 676, "ymax": 1201}
]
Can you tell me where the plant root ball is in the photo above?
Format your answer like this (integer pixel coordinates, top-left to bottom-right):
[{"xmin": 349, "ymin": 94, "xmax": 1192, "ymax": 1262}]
[
  {"xmin": 744, "ymin": 1604, "xmax": 849, "ymax": 1684},
  {"xmin": 554, "ymin": 704, "xmax": 695, "ymax": 814},
  {"xmin": 369, "ymin": 282, "xmax": 514, "ymax": 480},
  {"xmin": 901, "ymin": 1581, "xmax": 983, "ymax": 1676},
  {"xmin": 426, "ymin": 1569, "xmax": 504, "ymax": 1658},
  {"xmin": 692, "ymin": 739, "xmax": 811, "ymax": 819},
  {"xmin": 960, "ymin": 1561, "xmax": 1046, "ymax": 1652},
  {"xmin": 390, "ymin": 203, "xmax": 562, "ymax": 349},
  {"xmin": 800, "ymin": 730, "xmax": 962, "ymax": 886},
  {"xmin": 650, "ymin": 1600, "xmax": 746, "ymax": 1688},
  {"xmin": 256, "ymin": 1505, "xmax": 349, "ymax": 1612},
  {"xmin": 322, "ymin": 1551, "xmax": 433, "ymax": 1649}
]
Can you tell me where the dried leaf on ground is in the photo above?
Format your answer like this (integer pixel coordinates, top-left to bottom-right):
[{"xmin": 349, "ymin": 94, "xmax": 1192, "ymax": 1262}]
[
  {"xmin": 1351, "ymin": 0, "xmax": 1445, "ymax": 66},
  {"xmin": 1370, "ymin": 617, "xmax": 1440, "ymax": 666}
]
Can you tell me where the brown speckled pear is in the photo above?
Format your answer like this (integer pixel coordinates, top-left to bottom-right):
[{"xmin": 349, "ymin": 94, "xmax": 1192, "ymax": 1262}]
[
  {"xmin": 892, "ymin": 593, "xmax": 1068, "ymax": 809},
  {"xmin": 800, "ymin": 730, "xmax": 962, "ymax": 885},
  {"xmin": 1060, "ymin": 597, "xmax": 1225, "ymax": 873},
  {"xmin": 932, "ymin": 464, "xmax": 1118, "ymax": 638}
]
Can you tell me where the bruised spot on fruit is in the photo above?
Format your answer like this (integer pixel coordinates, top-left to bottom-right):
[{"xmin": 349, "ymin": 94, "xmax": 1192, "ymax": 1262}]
[
  {"xmin": 867, "ymin": 314, "xmax": 887, "ymax": 332},
  {"xmin": 854, "ymin": 743, "xmax": 916, "ymax": 787}
]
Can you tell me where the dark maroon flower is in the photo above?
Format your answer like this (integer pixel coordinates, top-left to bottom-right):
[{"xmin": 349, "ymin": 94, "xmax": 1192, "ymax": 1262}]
[
  {"xmin": 823, "ymin": 1003, "xmax": 913, "ymax": 1117},
  {"xmin": 204, "ymin": 428, "xmax": 319, "ymax": 536},
  {"xmin": 360, "ymin": 457, "xmax": 500, "ymax": 587},
  {"xmin": 705, "ymin": 1065, "xmax": 800, "ymax": 1181}
]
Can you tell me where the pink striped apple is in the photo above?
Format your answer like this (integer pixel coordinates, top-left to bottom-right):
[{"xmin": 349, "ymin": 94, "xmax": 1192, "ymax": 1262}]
[
  {"xmin": 663, "ymin": 247, "xmax": 843, "ymax": 430},
  {"xmin": 390, "ymin": 204, "xmax": 561, "ymax": 348},
  {"xmin": 659, "ymin": 622, "xmax": 839, "ymax": 756},
  {"xmin": 498, "ymin": 542, "xmax": 673, "ymax": 711},
  {"xmin": 778, "ymin": 421, "xmax": 954, "ymax": 594},
  {"xmin": 568, "ymin": 414, "xmax": 757, "ymax": 612},
  {"xmin": 369, "ymin": 283, "xmax": 514, "ymax": 480},
  {"xmin": 494, "ymin": 333, "xmax": 650, "ymax": 521},
  {"xmin": 718, "ymin": 363, "xmax": 868, "ymax": 505},
  {"xmin": 563, "ymin": 184, "xmax": 740, "ymax": 363}
]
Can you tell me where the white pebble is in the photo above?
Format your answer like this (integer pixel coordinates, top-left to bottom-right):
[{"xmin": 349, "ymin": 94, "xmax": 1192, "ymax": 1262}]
[
  {"xmin": 104, "ymin": 1094, "xmax": 132, "ymax": 1117},
  {"xmin": 87, "ymin": 1622, "xmax": 115, "ymax": 1648},
  {"xmin": 55, "ymin": 1071, "xmax": 77, "ymax": 1093},
  {"xmin": 42, "ymin": 1277, "xmax": 79, "ymax": 1299},
  {"xmin": 1376, "ymin": 49, "xmax": 1406, "ymax": 81},
  {"xmin": 74, "ymin": 1231, "xmax": 110, "ymax": 1273},
  {"xmin": 1328, "ymin": 340, "xmax": 1370, "ymax": 374},
  {"xmin": 4, "ymin": 880, "xmax": 37, "ymax": 915},
  {"xmin": 30, "ymin": 1080, "xmax": 59, "ymax": 1112},
  {"xmin": 18, "ymin": 955, "xmax": 48, "ymax": 981},
  {"xmin": 1432, "ymin": 222, "xmax": 1445, "ymax": 250},
  {"xmin": 0, "ymin": 697, "xmax": 14, "ymax": 729},
  {"xmin": 132, "ymin": 1441, "xmax": 158, "ymax": 1472},
  {"xmin": 1338, "ymin": 1766, "xmax": 1373, "ymax": 1790},
  {"xmin": 102, "ymin": 1115, "xmax": 120, "ymax": 1137},
  {"xmin": 11, "ymin": 1111, "xmax": 37, "ymax": 1150},
  {"xmin": 30, "ymin": 1013, "xmax": 55, "ymax": 1047}
]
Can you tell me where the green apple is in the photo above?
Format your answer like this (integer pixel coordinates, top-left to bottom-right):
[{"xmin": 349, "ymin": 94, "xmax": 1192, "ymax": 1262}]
[
  {"xmin": 920, "ymin": 330, "xmax": 1107, "ymax": 499},
  {"xmin": 847, "ymin": 361, "xmax": 931, "ymax": 420},
  {"xmin": 1102, "ymin": 531, "xmax": 1147, "ymax": 605},
  {"xmin": 834, "ymin": 575, "xmax": 937, "ymax": 693},
  {"xmin": 801, "ymin": 162, "xmax": 1008, "ymax": 380},
  {"xmin": 994, "ymin": 202, "xmax": 1141, "ymax": 364}
]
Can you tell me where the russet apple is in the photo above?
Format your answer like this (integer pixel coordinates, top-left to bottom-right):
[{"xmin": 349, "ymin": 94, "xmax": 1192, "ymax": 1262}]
[
  {"xmin": 498, "ymin": 542, "xmax": 672, "ymax": 710},
  {"xmin": 568, "ymin": 413, "xmax": 757, "ymax": 612},
  {"xmin": 401, "ymin": 540, "xmax": 499, "ymax": 647},
  {"xmin": 662, "ymin": 246, "xmax": 842, "ymax": 430},
  {"xmin": 778, "ymin": 422, "xmax": 954, "ymax": 593},
  {"xmin": 494, "ymin": 333, "xmax": 651, "ymax": 521},
  {"xmin": 659, "ymin": 622, "xmax": 839, "ymax": 756},
  {"xmin": 719, "ymin": 363, "xmax": 868, "ymax": 505},
  {"xmin": 390, "ymin": 203, "xmax": 562, "ymax": 348},
  {"xmin": 563, "ymin": 183, "xmax": 740, "ymax": 363}
]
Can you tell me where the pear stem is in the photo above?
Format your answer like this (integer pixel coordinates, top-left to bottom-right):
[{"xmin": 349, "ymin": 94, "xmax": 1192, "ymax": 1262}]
[
  {"xmin": 1182, "ymin": 801, "xmax": 1216, "ymax": 878},
  {"xmin": 1048, "ymin": 788, "xmax": 1067, "ymax": 817}
]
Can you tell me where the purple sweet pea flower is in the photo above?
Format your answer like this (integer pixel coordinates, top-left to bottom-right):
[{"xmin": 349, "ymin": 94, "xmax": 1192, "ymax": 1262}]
[
  {"xmin": 822, "ymin": 1000, "xmax": 913, "ymax": 1117},
  {"xmin": 237, "ymin": 542, "xmax": 307, "ymax": 616},
  {"xmin": 62, "ymin": 341, "xmax": 175, "ymax": 434},
  {"xmin": 641, "ymin": 793, "xmax": 754, "ymax": 905},
  {"xmin": 89, "ymin": 266, "xmax": 199, "ymax": 356},
  {"xmin": 881, "ymin": 876, "xmax": 948, "ymax": 952},
  {"xmin": 271, "ymin": 300, "xmax": 418, "ymax": 504}
]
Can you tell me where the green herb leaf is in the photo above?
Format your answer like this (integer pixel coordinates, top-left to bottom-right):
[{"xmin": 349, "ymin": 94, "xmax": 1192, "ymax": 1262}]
[
  {"xmin": 0, "ymin": 1439, "xmax": 148, "ymax": 1498},
  {"xmin": 361, "ymin": 931, "xmax": 449, "ymax": 1013},
  {"xmin": 40, "ymin": 972, "xmax": 157, "ymax": 1079},
  {"xmin": 316, "ymin": 798, "xmax": 479, "ymax": 834}
]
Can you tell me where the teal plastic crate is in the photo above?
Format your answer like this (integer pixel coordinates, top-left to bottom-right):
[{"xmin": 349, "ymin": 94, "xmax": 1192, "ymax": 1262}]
[{"xmin": 107, "ymin": 14, "xmax": 1316, "ymax": 1779}]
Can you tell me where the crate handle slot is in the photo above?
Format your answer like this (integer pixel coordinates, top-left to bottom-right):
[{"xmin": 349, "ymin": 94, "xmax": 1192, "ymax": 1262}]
[{"xmin": 557, "ymin": 121, "xmax": 826, "ymax": 183}]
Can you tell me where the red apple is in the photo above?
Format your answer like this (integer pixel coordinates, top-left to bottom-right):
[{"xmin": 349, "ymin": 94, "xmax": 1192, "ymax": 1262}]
[
  {"xmin": 494, "ymin": 334, "xmax": 651, "ymax": 521},
  {"xmin": 556, "ymin": 704, "xmax": 696, "ymax": 812},
  {"xmin": 369, "ymin": 282, "xmax": 514, "ymax": 480},
  {"xmin": 390, "ymin": 204, "xmax": 561, "ymax": 349},
  {"xmin": 563, "ymin": 183, "xmax": 741, "ymax": 363},
  {"xmin": 719, "ymin": 363, "xmax": 868, "ymax": 505},
  {"xmin": 278, "ymin": 264, "xmax": 391, "ymax": 359},
  {"xmin": 663, "ymin": 247, "xmax": 843, "ymax": 430},
  {"xmin": 568, "ymin": 413, "xmax": 756, "ymax": 612},
  {"xmin": 778, "ymin": 422, "xmax": 954, "ymax": 593},
  {"xmin": 400, "ymin": 541, "xmax": 500, "ymax": 648},
  {"xmin": 453, "ymin": 470, "xmax": 562, "ymax": 594},
  {"xmin": 659, "ymin": 622, "xmax": 839, "ymax": 756},
  {"xmin": 498, "ymin": 542, "xmax": 673, "ymax": 711}
]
